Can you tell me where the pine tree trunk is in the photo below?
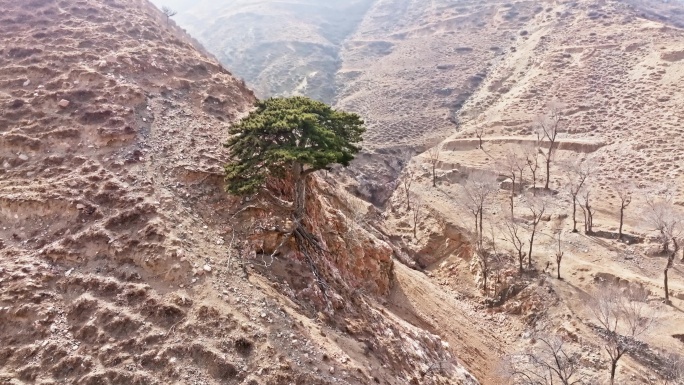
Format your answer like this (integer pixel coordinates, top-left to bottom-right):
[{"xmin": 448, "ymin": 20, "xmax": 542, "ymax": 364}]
[{"xmin": 293, "ymin": 162, "xmax": 306, "ymax": 223}]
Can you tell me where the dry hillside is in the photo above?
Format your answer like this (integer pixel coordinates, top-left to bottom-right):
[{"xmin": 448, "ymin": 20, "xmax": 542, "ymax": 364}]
[
  {"xmin": 0, "ymin": 0, "xmax": 482, "ymax": 384},
  {"xmin": 152, "ymin": 0, "xmax": 376, "ymax": 104},
  {"xmin": 3, "ymin": 0, "xmax": 684, "ymax": 384},
  {"xmin": 386, "ymin": 0, "xmax": 684, "ymax": 383}
]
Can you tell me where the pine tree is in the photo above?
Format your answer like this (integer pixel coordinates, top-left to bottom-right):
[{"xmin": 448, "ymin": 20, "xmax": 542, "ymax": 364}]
[{"xmin": 224, "ymin": 96, "xmax": 365, "ymax": 222}]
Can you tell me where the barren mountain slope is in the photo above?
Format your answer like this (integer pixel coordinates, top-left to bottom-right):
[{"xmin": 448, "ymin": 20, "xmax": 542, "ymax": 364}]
[
  {"xmin": 336, "ymin": 0, "xmax": 545, "ymax": 148},
  {"xmin": 0, "ymin": 1, "xmax": 481, "ymax": 384},
  {"xmin": 150, "ymin": 0, "xmax": 375, "ymax": 104},
  {"xmin": 453, "ymin": 0, "xmax": 684, "ymax": 201},
  {"xmin": 384, "ymin": 0, "xmax": 684, "ymax": 382}
]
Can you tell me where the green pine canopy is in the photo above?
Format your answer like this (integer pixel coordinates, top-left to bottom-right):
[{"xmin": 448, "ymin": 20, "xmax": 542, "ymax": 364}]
[{"xmin": 224, "ymin": 96, "xmax": 366, "ymax": 196}]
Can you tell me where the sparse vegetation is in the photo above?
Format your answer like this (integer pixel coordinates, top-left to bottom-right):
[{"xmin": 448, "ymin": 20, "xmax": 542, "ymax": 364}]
[
  {"xmin": 161, "ymin": 6, "xmax": 177, "ymax": 26},
  {"xmin": 500, "ymin": 145, "xmax": 527, "ymax": 216},
  {"xmin": 501, "ymin": 216, "xmax": 527, "ymax": 274},
  {"xmin": 461, "ymin": 171, "xmax": 498, "ymax": 247},
  {"xmin": 578, "ymin": 184, "xmax": 596, "ymax": 234},
  {"xmin": 524, "ymin": 143, "xmax": 542, "ymax": 194},
  {"xmin": 614, "ymin": 179, "xmax": 634, "ymax": 241},
  {"xmin": 562, "ymin": 157, "xmax": 592, "ymax": 233},
  {"xmin": 524, "ymin": 192, "xmax": 549, "ymax": 268},
  {"xmin": 425, "ymin": 145, "xmax": 441, "ymax": 187},
  {"xmin": 403, "ymin": 169, "xmax": 414, "ymax": 210},
  {"xmin": 590, "ymin": 284, "xmax": 656, "ymax": 385},
  {"xmin": 554, "ymin": 229, "xmax": 564, "ymax": 280},
  {"xmin": 504, "ymin": 334, "xmax": 588, "ymax": 385},
  {"xmin": 536, "ymin": 104, "xmax": 565, "ymax": 190}
]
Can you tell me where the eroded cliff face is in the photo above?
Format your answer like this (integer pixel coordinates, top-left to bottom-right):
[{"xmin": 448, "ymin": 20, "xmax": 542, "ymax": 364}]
[{"xmin": 0, "ymin": 1, "xmax": 479, "ymax": 384}]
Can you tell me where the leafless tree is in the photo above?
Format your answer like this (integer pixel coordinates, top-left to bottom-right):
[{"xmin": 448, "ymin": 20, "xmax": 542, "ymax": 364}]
[
  {"xmin": 643, "ymin": 192, "xmax": 683, "ymax": 303},
  {"xmin": 425, "ymin": 145, "xmax": 441, "ymax": 187},
  {"xmin": 411, "ymin": 193, "xmax": 424, "ymax": 239},
  {"xmin": 504, "ymin": 334, "xmax": 588, "ymax": 385},
  {"xmin": 501, "ymin": 216, "xmax": 527, "ymax": 274},
  {"xmin": 525, "ymin": 143, "xmax": 542, "ymax": 194},
  {"xmin": 473, "ymin": 224, "xmax": 504, "ymax": 297},
  {"xmin": 402, "ymin": 169, "xmax": 414, "ymax": 211},
  {"xmin": 661, "ymin": 217, "xmax": 682, "ymax": 305},
  {"xmin": 500, "ymin": 145, "xmax": 527, "ymax": 217},
  {"xmin": 643, "ymin": 190, "xmax": 679, "ymax": 253},
  {"xmin": 475, "ymin": 126, "xmax": 485, "ymax": 150},
  {"xmin": 161, "ymin": 6, "xmax": 177, "ymax": 26},
  {"xmin": 578, "ymin": 185, "xmax": 595, "ymax": 234},
  {"xmin": 562, "ymin": 157, "xmax": 593, "ymax": 233},
  {"xmin": 536, "ymin": 104, "xmax": 565, "ymax": 190},
  {"xmin": 555, "ymin": 229, "xmax": 565, "ymax": 280},
  {"xmin": 590, "ymin": 284, "xmax": 657, "ymax": 384},
  {"xmin": 462, "ymin": 171, "xmax": 499, "ymax": 247},
  {"xmin": 614, "ymin": 179, "xmax": 634, "ymax": 241},
  {"xmin": 524, "ymin": 192, "xmax": 550, "ymax": 268}
]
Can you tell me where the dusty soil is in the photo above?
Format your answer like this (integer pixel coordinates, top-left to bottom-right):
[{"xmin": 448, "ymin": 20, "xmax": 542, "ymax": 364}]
[
  {"xmin": 3, "ymin": 0, "xmax": 684, "ymax": 385},
  {"xmin": 0, "ymin": 1, "xmax": 480, "ymax": 384},
  {"xmin": 383, "ymin": 1, "xmax": 684, "ymax": 383}
]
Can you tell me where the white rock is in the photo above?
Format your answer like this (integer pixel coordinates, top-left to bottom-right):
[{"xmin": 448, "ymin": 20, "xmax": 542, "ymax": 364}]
[
  {"xmin": 23, "ymin": 79, "xmax": 30, "ymax": 87},
  {"xmin": 18, "ymin": 154, "xmax": 29, "ymax": 161},
  {"xmin": 76, "ymin": 204, "xmax": 85, "ymax": 210},
  {"xmin": 58, "ymin": 99, "xmax": 70, "ymax": 108},
  {"xmin": 203, "ymin": 264, "xmax": 212, "ymax": 272},
  {"xmin": 65, "ymin": 268, "xmax": 74, "ymax": 276}
]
